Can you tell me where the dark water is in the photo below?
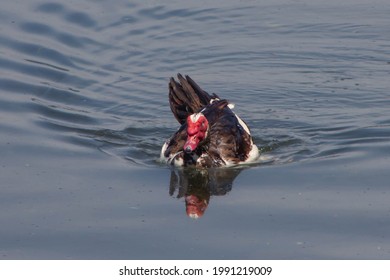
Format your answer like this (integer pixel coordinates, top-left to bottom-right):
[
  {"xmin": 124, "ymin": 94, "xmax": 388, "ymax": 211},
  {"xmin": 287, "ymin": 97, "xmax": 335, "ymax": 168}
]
[{"xmin": 1, "ymin": 0, "xmax": 390, "ymax": 259}]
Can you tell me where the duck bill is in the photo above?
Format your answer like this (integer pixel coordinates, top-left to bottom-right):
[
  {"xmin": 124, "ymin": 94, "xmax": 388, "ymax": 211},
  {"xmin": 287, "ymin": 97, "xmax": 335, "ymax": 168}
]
[{"xmin": 184, "ymin": 135, "xmax": 199, "ymax": 153}]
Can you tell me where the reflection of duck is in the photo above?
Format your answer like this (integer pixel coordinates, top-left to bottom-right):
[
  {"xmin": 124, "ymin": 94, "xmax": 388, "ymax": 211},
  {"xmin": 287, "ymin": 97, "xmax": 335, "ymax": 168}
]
[
  {"xmin": 161, "ymin": 74, "xmax": 259, "ymax": 167},
  {"xmin": 169, "ymin": 167, "xmax": 242, "ymax": 218}
]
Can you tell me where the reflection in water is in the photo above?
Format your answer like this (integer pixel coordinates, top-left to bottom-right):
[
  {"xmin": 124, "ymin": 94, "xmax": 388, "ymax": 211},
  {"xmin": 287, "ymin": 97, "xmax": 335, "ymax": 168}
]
[{"xmin": 168, "ymin": 167, "xmax": 242, "ymax": 218}]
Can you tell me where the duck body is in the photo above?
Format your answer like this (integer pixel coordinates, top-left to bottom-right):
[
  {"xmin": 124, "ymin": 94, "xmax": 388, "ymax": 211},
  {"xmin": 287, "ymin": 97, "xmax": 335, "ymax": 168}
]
[{"xmin": 161, "ymin": 74, "xmax": 259, "ymax": 167}]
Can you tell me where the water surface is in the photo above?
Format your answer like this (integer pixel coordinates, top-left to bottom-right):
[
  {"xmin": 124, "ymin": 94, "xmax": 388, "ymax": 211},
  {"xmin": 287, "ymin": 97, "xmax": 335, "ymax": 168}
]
[{"xmin": 1, "ymin": 0, "xmax": 390, "ymax": 259}]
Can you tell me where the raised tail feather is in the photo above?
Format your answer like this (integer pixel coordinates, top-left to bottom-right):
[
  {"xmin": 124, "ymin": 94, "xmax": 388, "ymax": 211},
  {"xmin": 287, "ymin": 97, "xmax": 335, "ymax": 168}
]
[{"xmin": 169, "ymin": 74, "xmax": 219, "ymax": 124}]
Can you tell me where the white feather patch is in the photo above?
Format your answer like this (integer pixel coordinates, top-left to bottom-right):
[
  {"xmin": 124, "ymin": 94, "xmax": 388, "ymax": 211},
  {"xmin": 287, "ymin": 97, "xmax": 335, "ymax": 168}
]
[
  {"xmin": 160, "ymin": 141, "xmax": 169, "ymax": 162},
  {"xmin": 189, "ymin": 113, "xmax": 203, "ymax": 123},
  {"xmin": 244, "ymin": 144, "xmax": 260, "ymax": 163},
  {"xmin": 234, "ymin": 113, "xmax": 250, "ymax": 135},
  {"xmin": 160, "ymin": 141, "xmax": 185, "ymax": 167}
]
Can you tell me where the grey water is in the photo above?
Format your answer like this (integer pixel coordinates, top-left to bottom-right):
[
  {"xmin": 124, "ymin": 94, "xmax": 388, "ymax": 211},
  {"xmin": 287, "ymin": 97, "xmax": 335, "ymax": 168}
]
[{"xmin": 1, "ymin": 0, "xmax": 390, "ymax": 259}]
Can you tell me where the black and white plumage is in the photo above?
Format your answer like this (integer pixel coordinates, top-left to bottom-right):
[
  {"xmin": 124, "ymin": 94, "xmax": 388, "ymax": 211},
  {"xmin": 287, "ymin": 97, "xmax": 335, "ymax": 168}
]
[{"xmin": 160, "ymin": 74, "xmax": 259, "ymax": 167}]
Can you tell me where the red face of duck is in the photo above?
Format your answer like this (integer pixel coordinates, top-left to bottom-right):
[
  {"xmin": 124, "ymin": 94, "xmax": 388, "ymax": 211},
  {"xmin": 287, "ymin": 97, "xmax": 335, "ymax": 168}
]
[
  {"xmin": 185, "ymin": 195, "xmax": 208, "ymax": 219},
  {"xmin": 184, "ymin": 113, "xmax": 209, "ymax": 153}
]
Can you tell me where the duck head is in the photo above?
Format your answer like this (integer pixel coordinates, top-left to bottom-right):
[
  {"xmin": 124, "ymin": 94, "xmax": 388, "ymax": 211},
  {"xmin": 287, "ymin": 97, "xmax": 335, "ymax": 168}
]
[{"xmin": 184, "ymin": 112, "xmax": 209, "ymax": 153}]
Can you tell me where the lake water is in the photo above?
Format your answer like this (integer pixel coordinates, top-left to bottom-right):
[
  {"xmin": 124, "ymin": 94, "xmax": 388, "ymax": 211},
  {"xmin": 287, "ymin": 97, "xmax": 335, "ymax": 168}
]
[{"xmin": 1, "ymin": 0, "xmax": 390, "ymax": 259}]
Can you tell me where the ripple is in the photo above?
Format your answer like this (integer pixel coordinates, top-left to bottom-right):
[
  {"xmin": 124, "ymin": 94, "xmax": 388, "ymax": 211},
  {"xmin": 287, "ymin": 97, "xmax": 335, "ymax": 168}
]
[
  {"xmin": 36, "ymin": 2, "xmax": 97, "ymax": 28},
  {"xmin": 36, "ymin": 3, "xmax": 64, "ymax": 13},
  {"xmin": 31, "ymin": 98, "xmax": 98, "ymax": 126},
  {"xmin": 138, "ymin": 6, "xmax": 218, "ymax": 21},
  {"xmin": 64, "ymin": 11, "xmax": 96, "ymax": 28},
  {"xmin": 1, "ymin": 0, "xmax": 389, "ymax": 170}
]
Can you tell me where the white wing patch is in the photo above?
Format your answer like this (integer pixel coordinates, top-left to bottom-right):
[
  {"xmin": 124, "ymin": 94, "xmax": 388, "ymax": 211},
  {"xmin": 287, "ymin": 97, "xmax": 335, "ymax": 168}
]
[
  {"xmin": 234, "ymin": 112, "xmax": 260, "ymax": 164},
  {"xmin": 234, "ymin": 113, "xmax": 251, "ymax": 135}
]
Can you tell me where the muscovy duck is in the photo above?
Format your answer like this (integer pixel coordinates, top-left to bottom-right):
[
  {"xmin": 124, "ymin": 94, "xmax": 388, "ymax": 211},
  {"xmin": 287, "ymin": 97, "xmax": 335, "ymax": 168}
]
[{"xmin": 160, "ymin": 74, "xmax": 259, "ymax": 167}]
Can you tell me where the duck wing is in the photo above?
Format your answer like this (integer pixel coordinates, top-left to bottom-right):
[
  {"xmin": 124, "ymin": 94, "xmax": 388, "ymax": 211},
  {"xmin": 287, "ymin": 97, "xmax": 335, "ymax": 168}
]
[
  {"xmin": 204, "ymin": 102, "xmax": 255, "ymax": 165},
  {"xmin": 169, "ymin": 74, "xmax": 219, "ymax": 124}
]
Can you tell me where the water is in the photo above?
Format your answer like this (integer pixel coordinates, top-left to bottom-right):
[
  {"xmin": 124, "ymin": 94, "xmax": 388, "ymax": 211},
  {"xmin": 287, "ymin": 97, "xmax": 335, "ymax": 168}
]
[{"xmin": 1, "ymin": 0, "xmax": 390, "ymax": 259}]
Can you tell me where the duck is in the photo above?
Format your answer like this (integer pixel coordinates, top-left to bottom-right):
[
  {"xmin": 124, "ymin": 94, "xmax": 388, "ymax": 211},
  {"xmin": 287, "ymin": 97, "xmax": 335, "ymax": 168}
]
[{"xmin": 160, "ymin": 74, "xmax": 259, "ymax": 167}]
